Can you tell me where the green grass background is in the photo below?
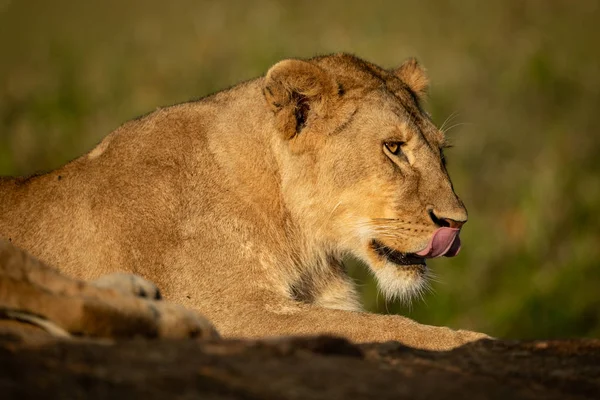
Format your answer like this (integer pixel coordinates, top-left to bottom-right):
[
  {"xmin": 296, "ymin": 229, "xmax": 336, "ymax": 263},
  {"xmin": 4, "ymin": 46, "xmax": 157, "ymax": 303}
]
[{"xmin": 1, "ymin": 0, "xmax": 599, "ymax": 339}]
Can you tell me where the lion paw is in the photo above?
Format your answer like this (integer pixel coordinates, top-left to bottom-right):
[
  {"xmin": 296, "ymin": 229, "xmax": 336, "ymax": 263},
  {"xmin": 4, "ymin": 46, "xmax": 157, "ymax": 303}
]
[
  {"xmin": 150, "ymin": 302, "xmax": 220, "ymax": 340},
  {"xmin": 0, "ymin": 241, "xmax": 220, "ymax": 341},
  {"xmin": 91, "ymin": 273, "xmax": 220, "ymax": 339}
]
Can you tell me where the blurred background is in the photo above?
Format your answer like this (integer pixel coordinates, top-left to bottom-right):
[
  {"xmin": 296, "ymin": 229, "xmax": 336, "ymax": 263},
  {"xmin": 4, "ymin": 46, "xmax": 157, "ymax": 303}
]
[{"xmin": 1, "ymin": 0, "xmax": 599, "ymax": 339}]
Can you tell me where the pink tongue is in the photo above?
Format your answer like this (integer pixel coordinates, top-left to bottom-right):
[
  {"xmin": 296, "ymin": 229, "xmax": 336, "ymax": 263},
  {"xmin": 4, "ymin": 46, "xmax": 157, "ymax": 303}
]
[{"xmin": 416, "ymin": 227, "xmax": 462, "ymax": 258}]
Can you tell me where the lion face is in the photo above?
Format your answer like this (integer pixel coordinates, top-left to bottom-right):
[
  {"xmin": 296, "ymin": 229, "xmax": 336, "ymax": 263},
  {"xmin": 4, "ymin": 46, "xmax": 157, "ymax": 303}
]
[{"xmin": 264, "ymin": 54, "xmax": 467, "ymax": 301}]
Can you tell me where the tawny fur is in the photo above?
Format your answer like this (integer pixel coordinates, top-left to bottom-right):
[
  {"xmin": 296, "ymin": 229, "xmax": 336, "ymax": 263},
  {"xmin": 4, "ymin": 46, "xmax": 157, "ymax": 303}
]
[{"xmin": 0, "ymin": 54, "xmax": 488, "ymax": 350}]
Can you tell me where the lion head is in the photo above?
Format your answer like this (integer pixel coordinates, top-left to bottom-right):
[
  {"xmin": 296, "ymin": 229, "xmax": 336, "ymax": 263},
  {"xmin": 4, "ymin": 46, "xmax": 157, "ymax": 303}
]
[{"xmin": 263, "ymin": 54, "xmax": 467, "ymax": 302}]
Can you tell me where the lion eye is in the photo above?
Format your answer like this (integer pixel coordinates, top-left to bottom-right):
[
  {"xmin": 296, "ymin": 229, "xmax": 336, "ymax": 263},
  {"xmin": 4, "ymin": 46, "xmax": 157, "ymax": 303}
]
[{"xmin": 384, "ymin": 141, "xmax": 403, "ymax": 155}]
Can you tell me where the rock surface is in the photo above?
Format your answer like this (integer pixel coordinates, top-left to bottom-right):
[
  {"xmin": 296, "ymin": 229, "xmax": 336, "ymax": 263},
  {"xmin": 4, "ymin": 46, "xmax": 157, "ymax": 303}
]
[{"xmin": 1, "ymin": 329, "xmax": 598, "ymax": 399}]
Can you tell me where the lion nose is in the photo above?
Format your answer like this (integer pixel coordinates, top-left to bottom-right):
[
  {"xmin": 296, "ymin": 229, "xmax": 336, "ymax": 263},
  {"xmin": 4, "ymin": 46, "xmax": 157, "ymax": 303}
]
[{"xmin": 428, "ymin": 210, "xmax": 466, "ymax": 229}]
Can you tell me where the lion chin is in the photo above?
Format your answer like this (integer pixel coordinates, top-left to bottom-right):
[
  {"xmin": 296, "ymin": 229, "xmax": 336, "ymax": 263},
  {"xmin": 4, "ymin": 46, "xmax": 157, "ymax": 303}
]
[
  {"xmin": 360, "ymin": 225, "xmax": 462, "ymax": 303},
  {"xmin": 363, "ymin": 240, "xmax": 430, "ymax": 304},
  {"xmin": 372, "ymin": 263, "xmax": 430, "ymax": 304}
]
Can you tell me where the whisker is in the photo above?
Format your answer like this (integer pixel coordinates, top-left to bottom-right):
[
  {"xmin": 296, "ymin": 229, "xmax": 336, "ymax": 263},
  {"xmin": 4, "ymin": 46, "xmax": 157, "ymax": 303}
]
[
  {"xmin": 315, "ymin": 201, "xmax": 343, "ymax": 234},
  {"xmin": 441, "ymin": 122, "xmax": 473, "ymax": 135},
  {"xmin": 439, "ymin": 111, "xmax": 460, "ymax": 133}
]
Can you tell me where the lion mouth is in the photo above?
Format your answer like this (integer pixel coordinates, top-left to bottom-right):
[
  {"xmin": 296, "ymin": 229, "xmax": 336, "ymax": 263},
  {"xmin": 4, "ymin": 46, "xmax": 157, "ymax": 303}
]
[{"xmin": 370, "ymin": 240, "xmax": 426, "ymax": 266}]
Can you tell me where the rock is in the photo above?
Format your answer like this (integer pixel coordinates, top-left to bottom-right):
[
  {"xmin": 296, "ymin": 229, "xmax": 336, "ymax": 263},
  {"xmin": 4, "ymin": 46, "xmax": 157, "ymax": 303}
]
[{"xmin": 0, "ymin": 331, "xmax": 598, "ymax": 399}]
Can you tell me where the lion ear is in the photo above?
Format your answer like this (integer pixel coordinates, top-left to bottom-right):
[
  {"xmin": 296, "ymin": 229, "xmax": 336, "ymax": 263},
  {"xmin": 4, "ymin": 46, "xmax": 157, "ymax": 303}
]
[
  {"xmin": 393, "ymin": 58, "xmax": 429, "ymax": 98},
  {"xmin": 263, "ymin": 59, "xmax": 337, "ymax": 139}
]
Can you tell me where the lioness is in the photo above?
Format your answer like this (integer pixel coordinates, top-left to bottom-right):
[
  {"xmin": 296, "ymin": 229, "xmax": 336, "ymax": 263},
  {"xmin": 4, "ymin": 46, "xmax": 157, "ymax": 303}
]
[{"xmin": 0, "ymin": 53, "xmax": 488, "ymax": 350}]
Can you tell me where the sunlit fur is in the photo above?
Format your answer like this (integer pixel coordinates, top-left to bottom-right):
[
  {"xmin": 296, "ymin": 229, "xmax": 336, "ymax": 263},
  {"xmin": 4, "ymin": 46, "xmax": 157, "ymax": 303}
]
[{"xmin": 0, "ymin": 54, "xmax": 487, "ymax": 349}]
